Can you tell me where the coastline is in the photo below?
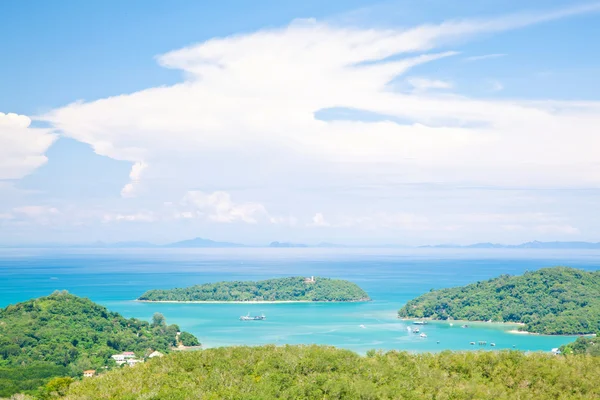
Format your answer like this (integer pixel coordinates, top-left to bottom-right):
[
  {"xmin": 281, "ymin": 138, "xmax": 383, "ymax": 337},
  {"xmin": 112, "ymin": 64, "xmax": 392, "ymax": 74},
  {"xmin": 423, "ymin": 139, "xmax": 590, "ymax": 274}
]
[{"xmin": 136, "ymin": 299, "xmax": 371, "ymax": 304}]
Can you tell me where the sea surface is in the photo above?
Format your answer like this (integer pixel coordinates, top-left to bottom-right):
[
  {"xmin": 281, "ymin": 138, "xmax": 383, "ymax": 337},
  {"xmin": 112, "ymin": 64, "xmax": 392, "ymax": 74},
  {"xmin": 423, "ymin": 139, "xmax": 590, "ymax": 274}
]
[{"xmin": 1, "ymin": 248, "xmax": 598, "ymax": 354}]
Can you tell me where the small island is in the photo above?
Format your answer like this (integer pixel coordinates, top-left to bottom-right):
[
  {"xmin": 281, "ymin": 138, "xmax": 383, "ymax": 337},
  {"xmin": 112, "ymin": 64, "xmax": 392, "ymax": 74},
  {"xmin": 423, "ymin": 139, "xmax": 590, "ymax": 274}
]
[
  {"xmin": 398, "ymin": 267, "xmax": 600, "ymax": 335},
  {"xmin": 138, "ymin": 276, "xmax": 371, "ymax": 302}
]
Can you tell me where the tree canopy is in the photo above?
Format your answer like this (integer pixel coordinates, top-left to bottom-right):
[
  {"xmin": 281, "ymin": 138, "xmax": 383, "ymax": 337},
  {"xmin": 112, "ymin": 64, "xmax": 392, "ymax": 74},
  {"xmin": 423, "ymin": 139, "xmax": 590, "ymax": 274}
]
[
  {"xmin": 398, "ymin": 267, "xmax": 600, "ymax": 335},
  {"xmin": 138, "ymin": 276, "xmax": 370, "ymax": 302},
  {"xmin": 0, "ymin": 291, "xmax": 199, "ymax": 397},
  {"xmin": 63, "ymin": 345, "xmax": 600, "ymax": 399}
]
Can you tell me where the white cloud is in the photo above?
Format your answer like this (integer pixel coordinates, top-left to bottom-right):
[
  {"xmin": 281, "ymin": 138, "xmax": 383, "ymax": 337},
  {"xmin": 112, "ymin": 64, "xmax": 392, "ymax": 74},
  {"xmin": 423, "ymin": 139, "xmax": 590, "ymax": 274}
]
[
  {"xmin": 121, "ymin": 161, "xmax": 148, "ymax": 198},
  {"xmin": 40, "ymin": 6, "xmax": 600, "ymax": 200},
  {"xmin": 309, "ymin": 213, "xmax": 331, "ymax": 227},
  {"xmin": 179, "ymin": 191, "xmax": 275, "ymax": 224},
  {"xmin": 103, "ymin": 211, "xmax": 156, "ymax": 223},
  {"xmin": 407, "ymin": 77, "xmax": 453, "ymax": 91},
  {"xmin": 0, "ymin": 112, "xmax": 56, "ymax": 180},
  {"xmin": 464, "ymin": 53, "xmax": 507, "ymax": 62}
]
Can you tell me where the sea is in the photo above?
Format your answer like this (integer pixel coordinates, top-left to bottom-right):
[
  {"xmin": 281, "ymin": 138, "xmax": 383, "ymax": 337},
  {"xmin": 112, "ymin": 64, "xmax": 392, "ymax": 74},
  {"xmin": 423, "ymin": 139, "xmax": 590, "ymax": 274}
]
[{"xmin": 1, "ymin": 248, "xmax": 598, "ymax": 355}]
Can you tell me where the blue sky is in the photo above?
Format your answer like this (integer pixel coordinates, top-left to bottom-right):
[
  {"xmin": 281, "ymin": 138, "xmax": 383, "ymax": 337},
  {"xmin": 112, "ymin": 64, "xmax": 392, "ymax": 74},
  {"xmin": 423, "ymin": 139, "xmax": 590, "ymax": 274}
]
[{"xmin": 1, "ymin": 0, "xmax": 599, "ymax": 245}]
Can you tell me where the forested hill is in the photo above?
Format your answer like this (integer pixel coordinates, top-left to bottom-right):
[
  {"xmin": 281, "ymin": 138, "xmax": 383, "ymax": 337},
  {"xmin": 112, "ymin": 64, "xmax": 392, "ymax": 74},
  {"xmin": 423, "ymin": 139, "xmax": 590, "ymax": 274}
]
[
  {"xmin": 63, "ymin": 346, "xmax": 600, "ymax": 399},
  {"xmin": 138, "ymin": 277, "xmax": 370, "ymax": 302},
  {"xmin": 0, "ymin": 291, "xmax": 199, "ymax": 397},
  {"xmin": 398, "ymin": 267, "xmax": 600, "ymax": 335}
]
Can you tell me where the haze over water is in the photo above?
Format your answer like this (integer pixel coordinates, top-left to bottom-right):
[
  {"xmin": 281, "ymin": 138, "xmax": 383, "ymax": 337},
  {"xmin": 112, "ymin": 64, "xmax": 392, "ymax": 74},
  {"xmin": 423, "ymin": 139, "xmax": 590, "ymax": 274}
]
[{"xmin": 2, "ymin": 248, "xmax": 598, "ymax": 354}]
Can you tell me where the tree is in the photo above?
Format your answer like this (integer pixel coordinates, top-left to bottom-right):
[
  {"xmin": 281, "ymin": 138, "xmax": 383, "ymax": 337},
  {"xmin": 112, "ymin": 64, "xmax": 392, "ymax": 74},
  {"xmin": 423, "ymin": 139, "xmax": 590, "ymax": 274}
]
[
  {"xmin": 152, "ymin": 312, "xmax": 166, "ymax": 328},
  {"xmin": 179, "ymin": 332, "xmax": 200, "ymax": 347}
]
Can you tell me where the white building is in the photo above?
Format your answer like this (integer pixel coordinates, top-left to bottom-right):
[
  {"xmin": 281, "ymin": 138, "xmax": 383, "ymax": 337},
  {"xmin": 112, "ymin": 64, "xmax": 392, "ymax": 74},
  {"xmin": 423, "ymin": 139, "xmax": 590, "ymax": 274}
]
[
  {"xmin": 111, "ymin": 352, "xmax": 137, "ymax": 365},
  {"xmin": 148, "ymin": 351, "xmax": 164, "ymax": 358}
]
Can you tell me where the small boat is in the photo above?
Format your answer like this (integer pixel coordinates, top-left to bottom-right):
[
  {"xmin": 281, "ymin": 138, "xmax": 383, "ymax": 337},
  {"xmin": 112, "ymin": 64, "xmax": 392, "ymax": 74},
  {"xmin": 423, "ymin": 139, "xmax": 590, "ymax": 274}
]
[
  {"xmin": 413, "ymin": 328, "xmax": 420, "ymax": 333},
  {"xmin": 449, "ymin": 323, "xmax": 453, "ymax": 326},
  {"xmin": 490, "ymin": 343, "xmax": 496, "ymax": 347},
  {"xmin": 413, "ymin": 321, "xmax": 427, "ymax": 325},
  {"xmin": 470, "ymin": 342, "xmax": 475, "ymax": 345},
  {"xmin": 461, "ymin": 324, "xmax": 469, "ymax": 328},
  {"xmin": 359, "ymin": 324, "xmax": 366, "ymax": 329},
  {"xmin": 240, "ymin": 313, "xmax": 266, "ymax": 321},
  {"xmin": 436, "ymin": 341, "xmax": 440, "ymax": 344},
  {"xmin": 420, "ymin": 333, "xmax": 427, "ymax": 338}
]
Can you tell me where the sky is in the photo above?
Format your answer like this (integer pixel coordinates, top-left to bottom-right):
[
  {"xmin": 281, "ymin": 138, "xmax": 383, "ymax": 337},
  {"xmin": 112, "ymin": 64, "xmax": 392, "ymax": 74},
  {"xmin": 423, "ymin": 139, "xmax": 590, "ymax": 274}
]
[{"xmin": 1, "ymin": 0, "xmax": 600, "ymax": 246}]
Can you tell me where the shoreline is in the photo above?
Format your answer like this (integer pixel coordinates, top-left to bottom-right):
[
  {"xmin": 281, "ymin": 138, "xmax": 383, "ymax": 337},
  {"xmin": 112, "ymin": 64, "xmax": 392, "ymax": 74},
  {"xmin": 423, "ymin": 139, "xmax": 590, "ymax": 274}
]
[{"xmin": 136, "ymin": 299, "xmax": 371, "ymax": 304}]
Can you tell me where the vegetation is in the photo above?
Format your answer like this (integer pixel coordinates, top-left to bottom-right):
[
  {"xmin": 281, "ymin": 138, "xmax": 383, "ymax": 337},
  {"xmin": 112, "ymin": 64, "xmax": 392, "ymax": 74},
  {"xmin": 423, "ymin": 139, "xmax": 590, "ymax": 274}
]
[
  {"xmin": 138, "ymin": 276, "xmax": 370, "ymax": 302},
  {"xmin": 0, "ymin": 291, "xmax": 199, "ymax": 398},
  {"xmin": 62, "ymin": 345, "xmax": 600, "ymax": 399},
  {"xmin": 398, "ymin": 267, "xmax": 600, "ymax": 335},
  {"xmin": 560, "ymin": 336, "xmax": 600, "ymax": 356}
]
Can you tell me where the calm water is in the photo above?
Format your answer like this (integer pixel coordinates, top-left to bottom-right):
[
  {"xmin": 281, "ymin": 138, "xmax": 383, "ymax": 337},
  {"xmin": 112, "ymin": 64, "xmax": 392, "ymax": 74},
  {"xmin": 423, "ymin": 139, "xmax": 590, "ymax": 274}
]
[{"xmin": 1, "ymin": 248, "xmax": 598, "ymax": 354}]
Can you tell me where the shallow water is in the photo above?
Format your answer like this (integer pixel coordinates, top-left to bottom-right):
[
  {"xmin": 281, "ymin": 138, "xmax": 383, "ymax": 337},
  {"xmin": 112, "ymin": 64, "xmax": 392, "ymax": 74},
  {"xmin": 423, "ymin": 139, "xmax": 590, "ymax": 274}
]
[{"xmin": 1, "ymin": 248, "xmax": 598, "ymax": 354}]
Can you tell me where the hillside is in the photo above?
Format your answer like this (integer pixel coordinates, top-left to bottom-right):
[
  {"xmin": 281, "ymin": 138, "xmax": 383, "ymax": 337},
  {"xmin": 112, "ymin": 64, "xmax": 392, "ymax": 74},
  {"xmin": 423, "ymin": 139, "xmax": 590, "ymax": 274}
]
[
  {"xmin": 138, "ymin": 277, "xmax": 370, "ymax": 302},
  {"xmin": 0, "ymin": 291, "xmax": 199, "ymax": 397},
  {"xmin": 62, "ymin": 345, "xmax": 600, "ymax": 399},
  {"xmin": 398, "ymin": 267, "xmax": 600, "ymax": 335}
]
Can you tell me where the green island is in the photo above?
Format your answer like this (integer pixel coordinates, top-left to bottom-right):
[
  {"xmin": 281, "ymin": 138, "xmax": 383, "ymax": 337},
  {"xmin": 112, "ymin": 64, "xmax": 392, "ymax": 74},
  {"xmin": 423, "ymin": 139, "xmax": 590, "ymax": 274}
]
[
  {"xmin": 58, "ymin": 346, "xmax": 600, "ymax": 399},
  {"xmin": 137, "ymin": 276, "xmax": 371, "ymax": 302},
  {"xmin": 0, "ymin": 291, "xmax": 199, "ymax": 398},
  {"xmin": 398, "ymin": 267, "xmax": 600, "ymax": 335}
]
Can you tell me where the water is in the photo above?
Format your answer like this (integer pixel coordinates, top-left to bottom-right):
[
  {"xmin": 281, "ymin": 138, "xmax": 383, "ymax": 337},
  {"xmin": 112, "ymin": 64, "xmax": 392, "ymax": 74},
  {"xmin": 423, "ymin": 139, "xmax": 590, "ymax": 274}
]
[{"xmin": 1, "ymin": 248, "xmax": 598, "ymax": 354}]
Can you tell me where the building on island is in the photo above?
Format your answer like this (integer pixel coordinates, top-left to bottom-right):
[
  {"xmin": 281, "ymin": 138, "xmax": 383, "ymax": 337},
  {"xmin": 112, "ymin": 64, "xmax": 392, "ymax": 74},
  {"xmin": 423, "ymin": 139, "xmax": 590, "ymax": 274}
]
[
  {"xmin": 111, "ymin": 352, "xmax": 137, "ymax": 365},
  {"xmin": 148, "ymin": 350, "xmax": 164, "ymax": 358},
  {"xmin": 126, "ymin": 358, "xmax": 144, "ymax": 367},
  {"xmin": 304, "ymin": 276, "xmax": 316, "ymax": 283},
  {"xmin": 83, "ymin": 370, "xmax": 96, "ymax": 378}
]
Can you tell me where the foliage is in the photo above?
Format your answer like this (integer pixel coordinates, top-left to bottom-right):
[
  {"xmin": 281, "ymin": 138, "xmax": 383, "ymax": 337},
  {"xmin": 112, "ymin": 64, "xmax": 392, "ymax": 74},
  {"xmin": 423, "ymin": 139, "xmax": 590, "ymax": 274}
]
[
  {"xmin": 398, "ymin": 267, "xmax": 600, "ymax": 334},
  {"xmin": 179, "ymin": 332, "xmax": 199, "ymax": 347},
  {"xmin": 0, "ymin": 291, "xmax": 199, "ymax": 398},
  {"xmin": 64, "ymin": 345, "xmax": 600, "ymax": 399},
  {"xmin": 138, "ymin": 277, "xmax": 370, "ymax": 302},
  {"xmin": 560, "ymin": 336, "xmax": 600, "ymax": 356}
]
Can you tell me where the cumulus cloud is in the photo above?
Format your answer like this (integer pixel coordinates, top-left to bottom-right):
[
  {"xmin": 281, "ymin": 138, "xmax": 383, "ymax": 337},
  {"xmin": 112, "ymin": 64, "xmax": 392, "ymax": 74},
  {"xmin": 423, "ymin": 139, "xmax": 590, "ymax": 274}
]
[
  {"xmin": 121, "ymin": 161, "xmax": 148, "ymax": 198},
  {"xmin": 309, "ymin": 213, "xmax": 331, "ymax": 227},
  {"xmin": 39, "ymin": 5, "xmax": 600, "ymax": 201},
  {"xmin": 0, "ymin": 112, "xmax": 56, "ymax": 180}
]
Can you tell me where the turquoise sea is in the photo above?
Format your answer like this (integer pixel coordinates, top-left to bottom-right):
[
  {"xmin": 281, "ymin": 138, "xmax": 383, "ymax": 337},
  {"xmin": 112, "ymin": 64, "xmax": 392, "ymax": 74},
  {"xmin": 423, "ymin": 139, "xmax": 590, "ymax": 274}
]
[{"xmin": 1, "ymin": 248, "xmax": 598, "ymax": 354}]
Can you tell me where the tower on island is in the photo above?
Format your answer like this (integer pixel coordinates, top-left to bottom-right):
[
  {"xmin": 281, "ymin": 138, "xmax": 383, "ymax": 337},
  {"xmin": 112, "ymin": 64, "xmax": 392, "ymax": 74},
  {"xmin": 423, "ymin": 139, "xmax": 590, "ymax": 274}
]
[{"xmin": 304, "ymin": 276, "xmax": 316, "ymax": 283}]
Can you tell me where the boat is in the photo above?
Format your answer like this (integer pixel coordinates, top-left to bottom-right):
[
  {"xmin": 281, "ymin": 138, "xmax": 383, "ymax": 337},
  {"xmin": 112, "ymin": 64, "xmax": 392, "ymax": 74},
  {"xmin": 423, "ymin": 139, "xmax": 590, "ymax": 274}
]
[
  {"xmin": 449, "ymin": 323, "xmax": 453, "ymax": 326},
  {"xmin": 359, "ymin": 324, "xmax": 366, "ymax": 329},
  {"xmin": 420, "ymin": 333, "xmax": 427, "ymax": 338},
  {"xmin": 413, "ymin": 328, "xmax": 420, "ymax": 333},
  {"xmin": 413, "ymin": 321, "xmax": 428, "ymax": 325},
  {"xmin": 239, "ymin": 313, "xmax": 266, "ymax": 321},
  {"xmin": 490, "ymin": 343, "xmax": 496, "ymax": 347},
  {"xmin": 461, "ymin": 324, "xmax": 469, "ymax": 328}
]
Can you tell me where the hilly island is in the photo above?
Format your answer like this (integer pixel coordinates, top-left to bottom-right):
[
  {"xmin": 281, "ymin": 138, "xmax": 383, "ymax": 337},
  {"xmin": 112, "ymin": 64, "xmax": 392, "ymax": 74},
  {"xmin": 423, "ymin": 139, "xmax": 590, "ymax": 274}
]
[
  {"xmin": 0, "ymin": 291, "xmax": 200, "ymax": 398},
  {"xmin": 137, "ymin": 276, "xmax": 370, "ymax": 302},
  {"xmin": 398, "ymin": 267, "xmax": 600, "ymax": 335}
]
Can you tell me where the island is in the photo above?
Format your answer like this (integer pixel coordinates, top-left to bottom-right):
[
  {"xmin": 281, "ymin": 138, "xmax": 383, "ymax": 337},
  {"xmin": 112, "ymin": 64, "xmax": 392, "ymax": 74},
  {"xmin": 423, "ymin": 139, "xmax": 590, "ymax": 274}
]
[
  {"xmin": 137, "ymin": 276, "xmax": 371, "ymax": 302},
  {"xmin": 397, "ymin": 267, "xmax": 600, "ymax": 335},
  {"xmin": 0, "ymin": 291, "xmax": 200, "ymax": 398}
]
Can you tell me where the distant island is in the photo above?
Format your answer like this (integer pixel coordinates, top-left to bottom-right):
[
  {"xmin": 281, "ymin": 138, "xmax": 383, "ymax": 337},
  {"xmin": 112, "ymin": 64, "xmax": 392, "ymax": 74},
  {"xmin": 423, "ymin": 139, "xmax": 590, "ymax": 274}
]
[
  {"xmin": 138, "ymin": 276, "xmax": 371, "ymax": 302},
  {"xmin": 398, "ymin": 267, "xmax": 600, "ymax": 335}
]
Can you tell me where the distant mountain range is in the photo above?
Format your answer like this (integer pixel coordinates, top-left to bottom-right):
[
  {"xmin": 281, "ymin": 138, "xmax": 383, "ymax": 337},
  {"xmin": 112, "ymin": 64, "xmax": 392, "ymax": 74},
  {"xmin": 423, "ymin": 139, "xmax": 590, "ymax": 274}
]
[{"xmin": 1, "ymin": 239, "xmax": 599, "ymax": 249}]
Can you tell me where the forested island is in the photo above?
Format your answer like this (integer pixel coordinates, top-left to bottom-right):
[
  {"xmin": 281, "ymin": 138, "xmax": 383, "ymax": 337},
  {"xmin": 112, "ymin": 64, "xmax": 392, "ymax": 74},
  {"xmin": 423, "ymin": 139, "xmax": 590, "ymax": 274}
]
[
  {"xmin": 0, "ymin": 291, "xmax": 199, "ymax": 398},
  {"xmin": 56, "ymin": 345, "xmax": 600, "ymax": 399},
  {"xmin": 138, "ymin": 276, "xmax": 371, "ymax": 302},
  {"xmin": 398, "ymin": 267, "xmax": 600, "ymax": 335}
]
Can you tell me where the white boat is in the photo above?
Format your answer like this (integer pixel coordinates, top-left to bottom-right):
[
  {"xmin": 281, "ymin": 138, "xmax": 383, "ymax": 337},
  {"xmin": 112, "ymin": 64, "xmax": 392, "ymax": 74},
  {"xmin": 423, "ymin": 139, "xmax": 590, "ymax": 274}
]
[
  {"xmin": 413, "ymin": 321, "xmax": 428, "ymax": 325},
  {"xmin": 359, "ymin": 324, "xmax": 366, "ymax": 329},
  {"xmin": 413, "ymin": 328, "xmax": 420, "ymax": 333},
  {"xmin": 240, "ymin": 313, "xmax": 266, "ymax": 321},
  {"xmin": 420, "ymin": 333, "xmax": 427, "ymax": 338}
]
